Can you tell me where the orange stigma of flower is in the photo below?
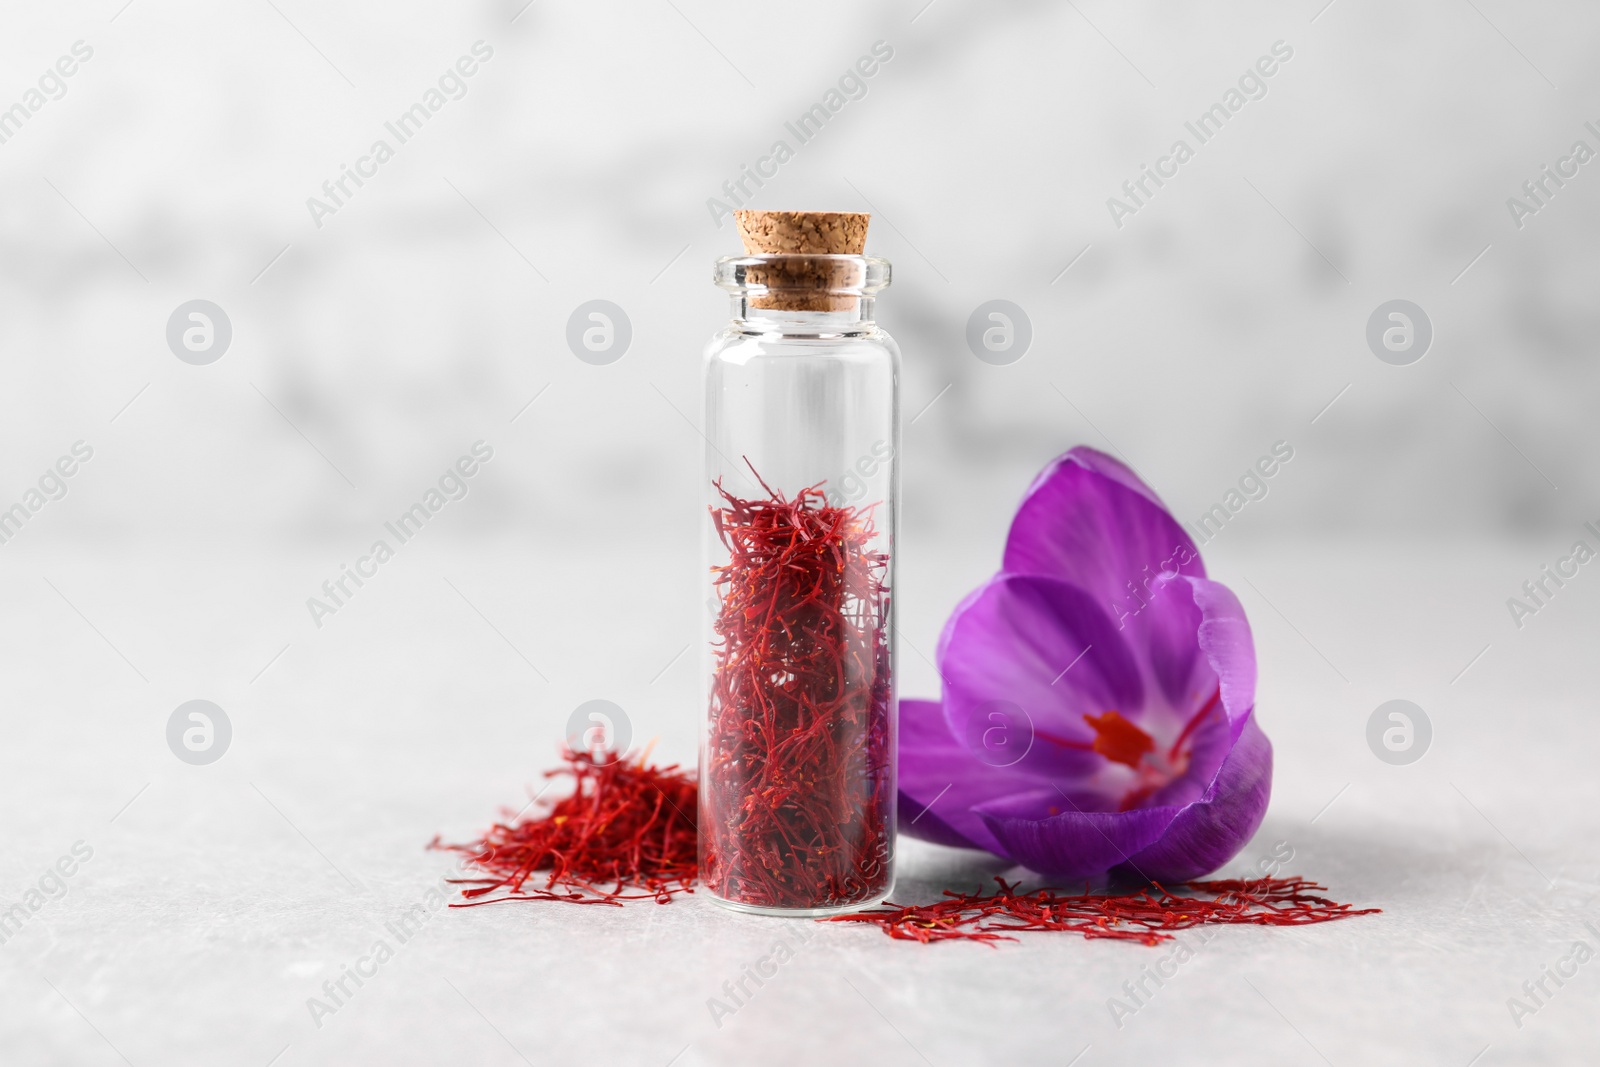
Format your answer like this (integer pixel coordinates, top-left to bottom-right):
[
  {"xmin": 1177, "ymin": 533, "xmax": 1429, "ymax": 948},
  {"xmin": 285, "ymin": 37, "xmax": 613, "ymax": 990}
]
[{"xmin": 1081, "ymin": 710, "xmax": 1155, "ymax": 770}]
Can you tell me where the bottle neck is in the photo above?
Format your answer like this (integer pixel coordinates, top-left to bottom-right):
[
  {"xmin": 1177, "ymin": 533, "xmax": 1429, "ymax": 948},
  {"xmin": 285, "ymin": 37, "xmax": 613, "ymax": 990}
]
[{"xmin": 730, "ymin": 296, "xmax": 877, "ymax": 338}]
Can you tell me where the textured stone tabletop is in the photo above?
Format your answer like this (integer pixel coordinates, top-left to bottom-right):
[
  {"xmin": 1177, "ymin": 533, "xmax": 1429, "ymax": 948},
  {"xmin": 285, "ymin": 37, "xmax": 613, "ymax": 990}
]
[{"xmin": 0, "ymin": 540, "xmax": 1593, "ymax": 1066}]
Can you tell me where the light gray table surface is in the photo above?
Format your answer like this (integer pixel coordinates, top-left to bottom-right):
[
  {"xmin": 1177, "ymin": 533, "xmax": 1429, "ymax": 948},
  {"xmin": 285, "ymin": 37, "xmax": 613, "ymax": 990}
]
[{"xmin": 1, "ymin": 538, "xmax": 1594, "ymax": 1066}]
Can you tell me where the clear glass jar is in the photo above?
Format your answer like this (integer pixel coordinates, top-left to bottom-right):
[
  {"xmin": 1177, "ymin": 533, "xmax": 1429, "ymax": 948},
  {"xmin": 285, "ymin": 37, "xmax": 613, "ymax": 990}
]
[{"xmin": 700, "ymin": 254, "xmax": 899, "ymax": 916}]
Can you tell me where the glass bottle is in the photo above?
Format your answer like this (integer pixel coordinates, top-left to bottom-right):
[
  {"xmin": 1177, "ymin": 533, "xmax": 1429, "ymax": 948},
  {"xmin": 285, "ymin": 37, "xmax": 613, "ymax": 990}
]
[{"xmin": 700, "ymin": 250, "xmax": 899, "ymax": 916}]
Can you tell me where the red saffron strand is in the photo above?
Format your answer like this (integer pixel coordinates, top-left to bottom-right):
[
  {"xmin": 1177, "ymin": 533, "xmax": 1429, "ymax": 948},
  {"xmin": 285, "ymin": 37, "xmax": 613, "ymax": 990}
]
[
  {"xmin": 1166, "ymin": 687, "xmax": 1223, "ymax": 763},
  {"xmin": 823, "ymin": 876, "xmax": 1382, "ymax": 946},
  {"xmin": 701, "ymin": 470, "xmax": 894, "ymax": 911},
  {"xmin": 429, "ymin": 748, "xmax": 698, "ymax": 906}
]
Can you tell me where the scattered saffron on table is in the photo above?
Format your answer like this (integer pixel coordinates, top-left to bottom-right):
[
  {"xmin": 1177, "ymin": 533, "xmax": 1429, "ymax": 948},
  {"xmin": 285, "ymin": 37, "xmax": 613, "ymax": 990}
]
[
  {"xmin": 824, "ymin": 876, "xmax": 1382, "ymax": 945},
  {"xmin": 433, "ymin": 751, "xmax": 1380, "ymax": 943},
  {"xmin": 429, "ymin": 748, "xmax": 698, "ymax": 906},
  {"xmin": 701, "ymin": 468, "xmax": 894, "ymax": 911}
]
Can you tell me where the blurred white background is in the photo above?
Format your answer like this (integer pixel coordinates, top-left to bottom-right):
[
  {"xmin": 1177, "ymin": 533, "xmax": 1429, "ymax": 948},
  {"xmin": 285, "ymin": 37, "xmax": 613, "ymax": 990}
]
[{"xmin": 2, "ymin": 1, "xmax": 1598, "ymax": 1064}]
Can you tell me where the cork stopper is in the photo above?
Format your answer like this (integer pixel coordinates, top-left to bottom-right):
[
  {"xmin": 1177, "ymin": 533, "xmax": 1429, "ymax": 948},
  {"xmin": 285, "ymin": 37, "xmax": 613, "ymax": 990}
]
[
  {"xmin": 734, "ymin": 211, "xmax": 869, "ymax": 256},
  {"xmin": 732, "ymin": 211, "xmax": 871, "ymax": 311}
]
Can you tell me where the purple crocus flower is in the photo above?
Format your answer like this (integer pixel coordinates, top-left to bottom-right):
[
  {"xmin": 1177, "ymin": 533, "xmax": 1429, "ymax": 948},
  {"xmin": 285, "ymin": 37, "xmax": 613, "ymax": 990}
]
[{"xmin": 899, "ymin": 447, "xmax": 1271, "ymax": 883}]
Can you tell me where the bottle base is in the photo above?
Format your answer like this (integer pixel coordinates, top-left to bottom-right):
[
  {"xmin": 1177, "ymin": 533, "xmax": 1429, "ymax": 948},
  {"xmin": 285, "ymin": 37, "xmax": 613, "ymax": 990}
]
[{"xmin": 705, "ymin": 885, "xmax": 894, "ymax": 919}]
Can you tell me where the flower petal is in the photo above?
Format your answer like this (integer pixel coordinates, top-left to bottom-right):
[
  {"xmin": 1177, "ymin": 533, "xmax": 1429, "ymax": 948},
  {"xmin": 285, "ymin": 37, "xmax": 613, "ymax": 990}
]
[
  {"xmin": 1004, "ymin": 448, "xmax": 1203, "ymax": 587},
  {"xmin": 1114, "ymin": 712, "xmax": 1273, "ymax": 883},
  {"xmin": 936, "ymin": 574, "xmax": 1145, "ymax": 782},
  {"xmin": 1184, "ymin": 576, "xmax": 1257, "ymax": 731},
  {"xmin": 1002, "ymin": 448, "xmax": 1208, "ymax": 709},
  {"xmin": 974, "ymin": 791, "xmax": 1182, "ymax": 881},
  {"xmin": 1023, "ymin": 446, "xmax": 1165, "ymax": 512},
  {"xmin": 895, "ymin": 698, "xmax": 1014, "ymax": 854},
  {"xmin": 1132, "ymin": 577, "xmax": 1261, "ymax": 810}
]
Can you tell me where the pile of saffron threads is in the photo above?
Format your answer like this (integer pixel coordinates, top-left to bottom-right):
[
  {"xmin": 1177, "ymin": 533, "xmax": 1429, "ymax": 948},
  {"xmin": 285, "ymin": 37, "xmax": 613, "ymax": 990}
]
[
  {"xmin": 702, "ymin": 469, "xmax": 894, "ymax": 911},
  {"xmin": 823, "ymin": 876, "xmax": 1382, "ymax": 946},
  {"xmin": 430, "ymin": 747, "xmax": 698, "ymax": 906}
]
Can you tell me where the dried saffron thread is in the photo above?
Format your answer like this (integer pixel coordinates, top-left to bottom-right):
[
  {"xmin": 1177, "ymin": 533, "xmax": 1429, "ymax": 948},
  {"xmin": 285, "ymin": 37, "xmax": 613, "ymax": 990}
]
[
  {"xmin": 823, "ymin": 876, "xmax": 1382, "ymax": 946},
  {"xmin": 702, "ymin": 465, "xmax": 893, "ymax": 910},
  {"xmin": 429, "ymin": 748, "xmax": 698, "ymax": 906}
]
